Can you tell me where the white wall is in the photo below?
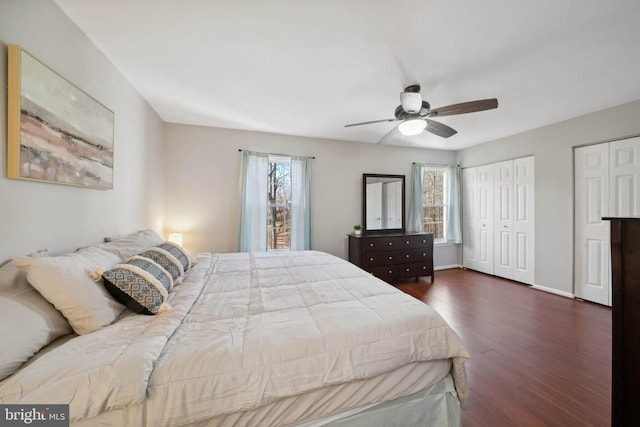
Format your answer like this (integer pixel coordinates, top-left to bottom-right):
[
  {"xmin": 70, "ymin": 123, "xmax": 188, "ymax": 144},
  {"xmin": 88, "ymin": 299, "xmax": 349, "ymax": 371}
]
[
  {"xmin": 164, "ymin": 124, "xmax": 460, "ymax": 266},
  {"xmin": 457, "ymin": 99, "xmax": 640, "ymax": 296},
  {"xmin": 0, "ymin": 0, "xmax": 165, "ymax": 263}
]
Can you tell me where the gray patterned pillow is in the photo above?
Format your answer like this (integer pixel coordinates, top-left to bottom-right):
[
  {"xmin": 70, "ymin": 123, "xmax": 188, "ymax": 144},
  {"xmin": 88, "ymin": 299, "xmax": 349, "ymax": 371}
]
[
  {"xmin": 138, "ymin": 248, "xmax": 184, "ymax": 282},
  {"xmin": 102, "ymin": 256, "xmax": 173, "ymax": 315},
  {"xmin": 157, "ymin": 242, "xmax": 192, "ymax": 272}
]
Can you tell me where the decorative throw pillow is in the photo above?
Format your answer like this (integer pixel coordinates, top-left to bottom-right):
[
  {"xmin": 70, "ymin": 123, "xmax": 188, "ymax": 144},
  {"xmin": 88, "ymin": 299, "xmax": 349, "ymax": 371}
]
[
  {"xmin": 12, "ymin": 247, "xmax": 125, "ymax": 335},
  {"xmin": 102, "ymin": 256, "xmax": 173, "ymax": 315},
  {"xmin": 0, "ymin": 251, "xmax": 72, "ymax": 380},
  {"xmin": 157, "ymin": 242, "xmax": 192, "ymax": 272},
  {"xmin": 138, "ymin": 247, "xmax": 184, "ymax": 283}
]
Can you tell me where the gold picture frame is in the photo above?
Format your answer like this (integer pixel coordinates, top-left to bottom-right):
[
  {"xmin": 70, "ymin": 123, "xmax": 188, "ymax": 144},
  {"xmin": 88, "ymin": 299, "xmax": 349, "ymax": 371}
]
[{"xmin": 7, "ymin": 45, "xmax": 114, "ymax": 189}]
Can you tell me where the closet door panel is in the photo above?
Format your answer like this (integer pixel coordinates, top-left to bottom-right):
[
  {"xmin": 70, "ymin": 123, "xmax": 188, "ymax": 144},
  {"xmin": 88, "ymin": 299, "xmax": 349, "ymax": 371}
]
[
  {"xmin": 610, "ymin": 138, "xmax": 640, "ymax": 217},
  {"xmin": 513, "ymin": 156, "xmax": 535, "ymax": 284},
  {"xmin": 493, "ymin": 160, "xmax": 514, "ymax": 279},
  {"xmin": 574, "ymin": 144, "xmax": 610, "ymax": 306},
  {"xmin": 476, "ymin": 164, "xmax": 494, "ymax": 275}
]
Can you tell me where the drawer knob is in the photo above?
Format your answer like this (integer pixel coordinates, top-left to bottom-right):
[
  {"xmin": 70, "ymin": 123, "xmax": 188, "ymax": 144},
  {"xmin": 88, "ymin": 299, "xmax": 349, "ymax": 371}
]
[
  {"xmin": 388, "ymin": 256, "xmax": 393, "ymax": 260},
  {"xmin": 369, "ymin": 243, "xmax": 374, "ymax": 247},
  {"xmin": 406, "ymin": 254, "xmax": 410, "ymax": 258},
  {"xmin": 388, "ymin": 270, "xmax": 393, "ymax": 274},
  {"xmin": 370, "ymin": 257, "xmax": 374, "ymax": 261},
  {"xmin": 422, "ymin": 239, "xmax": 426, "ymax": 243},
  {"xmin": 423, "ymin": 253, "xmax": 426, "ymax": 256},
  {"xmin": 406, "ymin": 268, "xmax": 410, "ymax": 272},
  {"xmin": 423, "ymin": 266, "xmax": 426, "ymax": 269},
  {"xmin": 405, "ymin": 241, "xmax": 410, "ymax": 244},
  {"xmin": 388, "ymin": 242, "xmax": 393, "ymax": 246}
]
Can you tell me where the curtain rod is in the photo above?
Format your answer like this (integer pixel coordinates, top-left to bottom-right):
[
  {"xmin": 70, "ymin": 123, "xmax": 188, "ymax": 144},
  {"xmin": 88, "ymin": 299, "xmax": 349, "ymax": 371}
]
[
  {"xmin": 238, "ymin": 149, "xmax": 316, "ymax": 159},
  {"xmin": 412, "ymin": 162, "xmax": 459, "ymax": 167}
]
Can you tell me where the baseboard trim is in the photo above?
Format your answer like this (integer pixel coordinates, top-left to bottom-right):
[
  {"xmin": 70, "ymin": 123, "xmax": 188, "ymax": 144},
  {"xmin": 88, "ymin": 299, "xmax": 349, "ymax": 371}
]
[
  {"xmin": 435, "ymin": 264, "xmax": 462, "ymax": 271},
  {"xmin": 531, "ymin": 284, "xmax": 575, "ymax": 299}
]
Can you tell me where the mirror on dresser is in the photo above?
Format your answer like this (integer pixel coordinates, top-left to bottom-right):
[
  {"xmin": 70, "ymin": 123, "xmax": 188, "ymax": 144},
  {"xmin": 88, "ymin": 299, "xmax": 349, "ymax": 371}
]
[{"xmin": 362, "ymin": 173, "xmax": 405, "ymax": 234}]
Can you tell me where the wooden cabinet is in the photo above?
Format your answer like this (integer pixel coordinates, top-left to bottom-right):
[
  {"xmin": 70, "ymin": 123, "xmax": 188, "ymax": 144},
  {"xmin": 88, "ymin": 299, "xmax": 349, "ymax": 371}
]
[
  {"xmin": 348, "ymin": 233, "xmax": 434, "ymax": 283},
  {"xmin": 605, "ymin": 217, "xmax": 640, "ymax": 426}
]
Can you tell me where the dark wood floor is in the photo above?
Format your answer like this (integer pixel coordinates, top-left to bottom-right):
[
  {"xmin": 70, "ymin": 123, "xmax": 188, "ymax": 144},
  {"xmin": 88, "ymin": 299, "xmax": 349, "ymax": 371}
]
[{"xmin": 395, "ymin": 268, "xmax": 612, "ymax": 427}]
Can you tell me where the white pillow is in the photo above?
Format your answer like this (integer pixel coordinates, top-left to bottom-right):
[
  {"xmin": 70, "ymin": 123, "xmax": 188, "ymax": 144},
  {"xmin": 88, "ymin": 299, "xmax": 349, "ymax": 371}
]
[
  {"xmin": 0, "ymin": 254, "xmax": 72, "ymax": 380},
  {"xmin": 100, "ymin": 229, "xmax": 164, "ymax": 261},
  {"xmin": 12, "ymin": 247, "xmax": 125, "ymax": 335}
]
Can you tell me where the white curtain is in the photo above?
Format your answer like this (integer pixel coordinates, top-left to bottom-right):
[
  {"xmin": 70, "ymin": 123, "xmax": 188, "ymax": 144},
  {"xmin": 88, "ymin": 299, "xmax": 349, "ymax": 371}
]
[
  {"xmin": 236, "ymin": 151, "xmax": 268, "ymax": 252},
  {"xmin": 290, "ymin": 156, "xmax": 311, "ymax": 250},
  {"xmin": 408, "ymin": 163, "xmax": 425, "ymax": 233},
  {"xmin": 447, "ymin": 165, "xmax": 462, "ymax": 244}
]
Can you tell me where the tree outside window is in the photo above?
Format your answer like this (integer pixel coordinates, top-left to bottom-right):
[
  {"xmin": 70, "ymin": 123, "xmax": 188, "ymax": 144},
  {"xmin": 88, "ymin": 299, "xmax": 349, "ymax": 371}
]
[
  {"xmin": 423, "ymin": 168, "xmax": 448, "ymax": 241},
  {"xmin": 267, "ymin": 156, "xmax": 292, "ymax": 250}
]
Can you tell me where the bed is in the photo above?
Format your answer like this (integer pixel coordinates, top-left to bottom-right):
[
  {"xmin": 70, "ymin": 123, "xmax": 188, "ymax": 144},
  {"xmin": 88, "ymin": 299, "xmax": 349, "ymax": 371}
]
[{"xmin": 0, "ymin": 230, "xmax": 469, "ymax": 426}]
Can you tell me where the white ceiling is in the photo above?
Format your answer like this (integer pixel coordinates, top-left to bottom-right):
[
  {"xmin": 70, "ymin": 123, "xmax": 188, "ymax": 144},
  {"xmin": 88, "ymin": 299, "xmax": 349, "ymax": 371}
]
[{"xmin": 54, "ymin": 0, "xmax": 640, "ymax": 150}]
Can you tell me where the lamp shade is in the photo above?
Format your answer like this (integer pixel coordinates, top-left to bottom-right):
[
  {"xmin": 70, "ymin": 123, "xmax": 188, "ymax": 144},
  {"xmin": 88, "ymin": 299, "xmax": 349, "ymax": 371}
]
[
  {"xmin": 398, "ymin": 119, "xmax": 427, "ymax": 136},
  {"xmin": 168, "ymin": 233, "xmax": 183, "ymax": 246}
]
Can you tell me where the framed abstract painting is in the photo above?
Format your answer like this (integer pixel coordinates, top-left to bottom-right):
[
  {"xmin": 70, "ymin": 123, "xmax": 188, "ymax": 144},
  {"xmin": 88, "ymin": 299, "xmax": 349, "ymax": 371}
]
[{"xmin": 7, "ymin": 45, "xmax": 114, "ymax": 189}]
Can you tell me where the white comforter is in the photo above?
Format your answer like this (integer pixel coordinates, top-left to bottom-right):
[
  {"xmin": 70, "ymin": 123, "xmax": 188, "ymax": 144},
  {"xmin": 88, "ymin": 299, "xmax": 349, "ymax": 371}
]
[{"xmin": 0, "ymin": 251, "xmax": 468, "ymax": 426}]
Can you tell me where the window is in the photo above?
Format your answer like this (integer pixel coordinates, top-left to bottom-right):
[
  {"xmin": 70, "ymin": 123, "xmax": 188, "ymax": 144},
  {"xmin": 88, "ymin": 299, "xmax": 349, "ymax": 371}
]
[
  {"xmin": 423, "ymin": 167, "xmax": 449, "ymax": 242},
  {"xmin": 237, "ymin": 150, "xmax": 310, "ymax": 253},
  {"xmin": 267, "ymin": 155, "xmax": 291, "ymax": 250},
  {"xmin": 409, "ymin": 163, "xmax": 460, "ymax": 244}
]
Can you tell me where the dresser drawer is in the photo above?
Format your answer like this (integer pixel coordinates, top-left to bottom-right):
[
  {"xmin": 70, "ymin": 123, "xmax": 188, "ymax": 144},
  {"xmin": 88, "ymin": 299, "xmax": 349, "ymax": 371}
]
[
  {"xmin": 398, "ymin": 261, "xmax": 433, "ymax": 279},
  {"xmin": 361, "ymin": 248, "xmax": 432, "ymax": 267},
  {"xmin": 362, "ymin": 234, "xmax": 433, "ymax": 252},
  {"xmin": 402, "ymin": 234, "xmax": 433, "ymax": 249},
  {"xmin": 361, "ymin": 250, "xmax": 401, "ymax": 267},
  {"xmin": 361, "ymin": 236, "xmax": 405, "ymax": 252},
  {"xmin": 367, "ymin": 265, "xmax": 398, "ymax": 282},
  {"xmin": 398, "ymin": 248, "xmax": 432, "ymax": 263}
]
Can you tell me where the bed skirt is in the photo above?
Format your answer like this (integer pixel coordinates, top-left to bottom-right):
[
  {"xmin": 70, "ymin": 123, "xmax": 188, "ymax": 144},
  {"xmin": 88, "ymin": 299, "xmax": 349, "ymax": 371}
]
[{"xmin": 304, "ymin": 374, "xmax": 460, "ymax": 427}]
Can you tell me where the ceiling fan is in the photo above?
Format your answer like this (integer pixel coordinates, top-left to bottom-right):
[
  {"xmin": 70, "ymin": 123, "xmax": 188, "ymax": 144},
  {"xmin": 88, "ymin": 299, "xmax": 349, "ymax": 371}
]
[{"xmin": 344, "ymin": 85, "xmax": 498, "ymax": 142}]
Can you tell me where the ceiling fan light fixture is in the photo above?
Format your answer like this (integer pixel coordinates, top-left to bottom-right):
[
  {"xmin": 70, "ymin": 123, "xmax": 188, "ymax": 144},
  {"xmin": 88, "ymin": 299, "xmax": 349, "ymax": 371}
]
[
  {"xmin": 398, "ymin": 118, "xmax": 426, "ymax": 136},
  {"xmin": 400, "ymin": 92, "xmax": 422, "ymax": 113}
]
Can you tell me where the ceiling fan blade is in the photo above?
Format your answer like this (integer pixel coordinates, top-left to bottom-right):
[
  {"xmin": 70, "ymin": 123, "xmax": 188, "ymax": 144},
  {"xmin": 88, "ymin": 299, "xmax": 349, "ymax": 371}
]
[
  {"xmin": 426, "ymin": 119, "xmax": 457, "ymax": 138},
  {"xmin": 377, "ymin": 125, "xmax": 400, "ymax": 144},
  {"xmin": 429, "ymin": 98, "xmax": 498, "ymax": 117},
  {"xmin": 344, "ymin": 118, "xmax": 398, "ymax": 128}
]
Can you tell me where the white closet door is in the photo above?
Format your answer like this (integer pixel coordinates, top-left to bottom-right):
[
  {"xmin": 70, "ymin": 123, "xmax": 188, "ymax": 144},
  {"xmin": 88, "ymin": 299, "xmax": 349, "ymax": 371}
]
[
  {"xmin": 610, "ymin": 138, "xmax": 640, "ymax": 217},
  {"xmin": 477, "ymin": 164, "xmax": 494, "ymax": 275},
  {"xmin": 382, "ymin": 181, "xmax": 402, "ymax": 228},
  {"xmin": 574, "ymin": 144, "xmax": 610, "ymax": 306},
  {"xmin": 366, "ymin": 182, "xmax": 383, "ymax": 230},
  {"xmin": 493, "ymin": 160, "xmax": 515, "ymax": 279},
  {"xmin": 513, "ymin": 156, "xmax": 535, "ymax": 284},
  {"xmin": 462, "ymin": 167, "xmax": 478, "ymax": 270}
]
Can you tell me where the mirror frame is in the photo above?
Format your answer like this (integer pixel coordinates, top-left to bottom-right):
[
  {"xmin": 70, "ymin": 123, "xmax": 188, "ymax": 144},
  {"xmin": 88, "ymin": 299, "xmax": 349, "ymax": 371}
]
[{"xmin": 362, "ymin": 173, "xmax": 406, "ymax": 234}]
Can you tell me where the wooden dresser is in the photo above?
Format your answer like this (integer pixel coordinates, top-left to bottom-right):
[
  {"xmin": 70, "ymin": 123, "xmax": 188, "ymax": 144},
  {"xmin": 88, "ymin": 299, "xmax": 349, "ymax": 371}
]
[
  {"xmin": 605, "ymin": 217, "xmax": 640, "ymax": 426},
  {"xmin": 348, "ymin": 232, "xmax": 434, "ymax": 283}
]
